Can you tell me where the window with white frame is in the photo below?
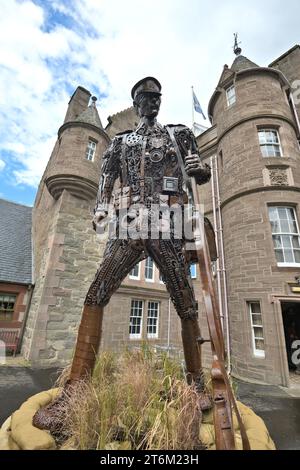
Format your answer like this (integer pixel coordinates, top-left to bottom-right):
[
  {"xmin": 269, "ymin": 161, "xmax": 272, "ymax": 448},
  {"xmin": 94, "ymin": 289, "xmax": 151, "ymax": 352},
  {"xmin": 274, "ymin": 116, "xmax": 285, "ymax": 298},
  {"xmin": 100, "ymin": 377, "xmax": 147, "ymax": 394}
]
[
  {"xmin": 129, "ymin": 300, "xmax": 143, "ymax": 339},
  {"xmin": 0, "ymin": 294, "xmax": 17, "ymax": 321},
  {"xmin": 248, "ymin": 301, "xmax": 265, "ymax": 358},
  {"xmin": 268, "ymin": 206, "xmax": 300, "ymax": 266},
  {"xmin": 129, "ymin": 263, "xmax": 140, "ymax": 280},
  {"xmin": 226, "ymin": 85, "xmax": 236, "ymax": 107},
  {"xmin": 258, "ymin": 129, "xmax": 282, "ymax": 157},
  {"xmin": 145, "ymin": 257, "xmax": 154, "ymax": 281},
  {"xmin": 85, "ymin": 139, "xmax": 97, "ymax": 161},
  {"xmin": 190, "ymin": 263, "xmax": 197, "ymax": 279},
  {"xmin": 147, "ymin": 301, "xmax": 159, "ymax": 339}
]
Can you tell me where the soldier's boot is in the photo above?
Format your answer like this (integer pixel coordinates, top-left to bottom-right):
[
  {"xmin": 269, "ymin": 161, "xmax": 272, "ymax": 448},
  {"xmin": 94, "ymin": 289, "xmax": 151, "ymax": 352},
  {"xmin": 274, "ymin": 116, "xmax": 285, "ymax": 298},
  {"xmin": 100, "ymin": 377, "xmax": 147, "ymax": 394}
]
[
  {"xmin": 181, "ymin": 317, "xmax": 212, "ymax": 411},
  {"xmin": 32, "ymin": 304, "xmax": 104, "ymax": 435}
]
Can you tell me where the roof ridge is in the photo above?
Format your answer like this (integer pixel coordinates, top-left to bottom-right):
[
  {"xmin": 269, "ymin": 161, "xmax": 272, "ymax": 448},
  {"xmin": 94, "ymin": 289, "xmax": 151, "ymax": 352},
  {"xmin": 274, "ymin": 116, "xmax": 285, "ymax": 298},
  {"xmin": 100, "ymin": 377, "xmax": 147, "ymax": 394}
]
[
  {"xmin": 0, "ymin": 197, "xmax": 32, "ymax": 209},
  {"xmin": 269, "ymin": 44, "xmax": 300, "ymax": 67}
]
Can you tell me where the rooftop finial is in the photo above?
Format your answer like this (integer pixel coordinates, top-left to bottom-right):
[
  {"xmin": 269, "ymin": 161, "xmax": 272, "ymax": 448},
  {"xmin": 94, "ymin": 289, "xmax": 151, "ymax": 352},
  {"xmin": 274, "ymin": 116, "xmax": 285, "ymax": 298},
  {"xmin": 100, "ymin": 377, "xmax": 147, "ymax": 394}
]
[
  {"xmin": 233, "ymin": 33, "xmax": 242, "ymax": 56},
  {"xmin": 91, "ymin": 96, "xmax": 97, "ymax": 107}
]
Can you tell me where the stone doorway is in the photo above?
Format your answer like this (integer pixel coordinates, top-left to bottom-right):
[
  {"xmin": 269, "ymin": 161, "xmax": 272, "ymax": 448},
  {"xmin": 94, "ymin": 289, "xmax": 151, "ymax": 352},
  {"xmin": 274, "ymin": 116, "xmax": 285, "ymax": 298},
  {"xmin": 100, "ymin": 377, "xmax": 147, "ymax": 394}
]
[{"xmin": 281, "ymin": 302, "xmax": 300, "ymax": 385}]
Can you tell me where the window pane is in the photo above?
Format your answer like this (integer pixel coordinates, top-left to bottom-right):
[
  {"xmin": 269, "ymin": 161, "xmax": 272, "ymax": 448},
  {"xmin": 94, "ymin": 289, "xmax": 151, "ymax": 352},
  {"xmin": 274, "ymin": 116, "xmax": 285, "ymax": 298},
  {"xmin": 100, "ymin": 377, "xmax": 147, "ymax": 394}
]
[
  {"xmin": 280, "ymin": 219, "xmax": 290, "ymax": 233},
  {"xmin": 255, "ymin": 339, "xmax": 265, "ymax": 351},
  {"xmin": 285, "ymin": 249, "xmax": 294, "ymax": 263},
  {"xmin": 250, "ymin": 302, "xmax": 261, "ymax": 314},
  {"xmin": 85, "ymin": 140, "xmax": 96, "ymax": 161},
  {"xmin": 268, "ymin": 207, "xmax": 277, "ymax": 221},
  {"xmin": 259, "ymin": 130, "xmax": 281, "ymax": 157},
  {"xmin": 289, "ymin": 221, "xmax": 298, "ymax": 234},
  {"xmin": 190, "ymin": 264, "xmax": 197, "ymax": 279},
  {"xmin": 254, "ymin": 327, "xmax": 264, "ymax": 339},
  {"xmin": 0, "ymin": 293, "xmax": 16, "ymax": 320},
  {"xmin": 252, "ymin": 314, "xmax": 263, "ymax": 326},
  {"xmin": 130, "ymin": 264, "xmax": 139, "ymax": 278},
  {"xmin": 261, "ymin": 146, "xmax": 269, "ymax": 157},
  {"xmin": 281, "ymin": 235, "xmax": 292, "ymax": 248},
  {"xmin": 258, "ymin": 131, "xmax": 266, "ymax": 144},
  {"xmin": 248, "ymin": 301, "xmax": 265, "ymax": 355},
  {"xmin": 287, "ymin": 208, "xmax": 296, "ymax": 220},
  {"xmin": 147, "ymin": 301, "xmax": 159, "ymax": 337},
  {"xmin": 145, "ymin": 257, "xmax": 154, "ymax": 280},
  {"xmin": 275, "ymin": 249, "xmax": 284, "ymax": 262},
  {"xmin": 274, "ymin": 146, "xmax": 282, "ymax": 157},
  {"xmin": 226, "ymin": 86, "xmax": 236, "ymax": 106},
  {"xmin": 129, "ymin": 300, "xmax": 143, "ymax": 337},
  {"xmin": 269, "ymin": 207, "xmax": 299, "ymax": 265},
  {"xmin": 292, "ymin": 236, "xmax": 300, "ymax": 249},
  {"xmin": 273, "ymin": 235, "xmax": 282, "ymax": 248},
  {"xmin": 270, "ymin": 220, "xmax": 280, "ymax": 233},
  {"xmin": 295, "ymin": 250, "xmax": 300, "ymax": 263},
  {"xmin": 278, "ymin": 207, "xmax": 287, "ymax": 220}
]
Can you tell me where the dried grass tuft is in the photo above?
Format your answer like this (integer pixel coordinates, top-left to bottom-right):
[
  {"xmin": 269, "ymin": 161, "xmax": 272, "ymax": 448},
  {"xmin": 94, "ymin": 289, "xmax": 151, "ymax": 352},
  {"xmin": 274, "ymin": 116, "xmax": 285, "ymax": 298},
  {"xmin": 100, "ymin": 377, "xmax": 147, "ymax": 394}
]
[{"xmin": 57, "ymin": 347, "xmax": 206, "ymax": 450}]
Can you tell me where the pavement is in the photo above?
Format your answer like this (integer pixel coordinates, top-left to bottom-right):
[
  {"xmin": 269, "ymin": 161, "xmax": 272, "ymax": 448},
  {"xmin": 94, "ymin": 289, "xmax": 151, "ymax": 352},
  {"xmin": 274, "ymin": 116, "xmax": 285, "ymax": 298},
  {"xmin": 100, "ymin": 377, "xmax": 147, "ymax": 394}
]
[
  {"xmin": 0, "ymin": 365, "xmax": 60, "ymax": 425},
  {"xmin": 0, "ymin": 364, "xmax": 300, "ymax": 450},
  {"xmin": 236, "ymin": 379, "xmax": 300, "ymax": 450}
]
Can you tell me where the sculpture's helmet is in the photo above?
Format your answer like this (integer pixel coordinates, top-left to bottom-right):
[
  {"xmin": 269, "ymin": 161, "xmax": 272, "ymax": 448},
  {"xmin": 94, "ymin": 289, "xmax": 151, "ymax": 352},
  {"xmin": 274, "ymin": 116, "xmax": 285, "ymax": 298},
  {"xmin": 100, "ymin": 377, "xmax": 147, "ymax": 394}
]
[{"xmin": 131, "ymin": 77, "xmax": 162, "ymax": 100}]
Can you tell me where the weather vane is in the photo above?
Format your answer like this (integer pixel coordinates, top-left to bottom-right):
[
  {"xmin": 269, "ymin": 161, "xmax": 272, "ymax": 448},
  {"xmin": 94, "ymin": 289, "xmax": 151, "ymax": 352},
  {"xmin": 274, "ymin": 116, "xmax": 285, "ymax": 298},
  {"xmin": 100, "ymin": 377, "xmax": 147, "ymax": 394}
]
[{"xmin": 233, "ymin": 33, "xmax": 242, "ymax": 56}]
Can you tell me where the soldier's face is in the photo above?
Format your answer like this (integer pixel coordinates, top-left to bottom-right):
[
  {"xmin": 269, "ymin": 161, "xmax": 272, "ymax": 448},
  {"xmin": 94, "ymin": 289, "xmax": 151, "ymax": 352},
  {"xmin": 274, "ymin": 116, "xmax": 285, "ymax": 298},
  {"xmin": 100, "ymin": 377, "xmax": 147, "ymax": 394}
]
[{"xmin": 136, "ymin": 93, "xmax": 161, "ymax": 118}]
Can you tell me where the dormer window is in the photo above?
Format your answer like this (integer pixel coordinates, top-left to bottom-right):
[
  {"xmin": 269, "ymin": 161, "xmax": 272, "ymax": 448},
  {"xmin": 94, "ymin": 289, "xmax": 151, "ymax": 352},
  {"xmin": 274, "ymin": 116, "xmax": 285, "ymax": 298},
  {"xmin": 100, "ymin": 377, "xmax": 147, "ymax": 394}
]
[
  {"xmin": 226, "ymin": 84, "xmax": 236, "ymax": 107},
  {"xmin": 86, "ymin": 139, "xmax": 97, "ymax": 161}
]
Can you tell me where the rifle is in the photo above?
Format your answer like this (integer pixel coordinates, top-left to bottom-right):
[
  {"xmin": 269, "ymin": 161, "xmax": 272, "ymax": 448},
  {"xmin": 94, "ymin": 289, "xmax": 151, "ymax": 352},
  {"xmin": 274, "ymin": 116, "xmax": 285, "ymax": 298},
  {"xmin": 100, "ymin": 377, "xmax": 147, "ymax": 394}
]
[{"xmin": 167, "ymin": 126, "xmax": 250, "ymax": 450}]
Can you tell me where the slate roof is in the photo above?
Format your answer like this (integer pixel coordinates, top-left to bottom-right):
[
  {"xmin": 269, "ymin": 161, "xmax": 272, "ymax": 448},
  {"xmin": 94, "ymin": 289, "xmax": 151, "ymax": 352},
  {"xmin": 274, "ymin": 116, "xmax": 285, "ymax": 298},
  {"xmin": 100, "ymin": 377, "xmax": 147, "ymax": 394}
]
[
  {"xmin": 231, "ymin": 55, "xmax": 259, "ymax": 73},
  {"xmin": 75, "ymin": 104, "xmax": 103, "ymax": 129},
  {"xmin": 0, "ymin": 199, "xmax": 33, "ymax": 285}
]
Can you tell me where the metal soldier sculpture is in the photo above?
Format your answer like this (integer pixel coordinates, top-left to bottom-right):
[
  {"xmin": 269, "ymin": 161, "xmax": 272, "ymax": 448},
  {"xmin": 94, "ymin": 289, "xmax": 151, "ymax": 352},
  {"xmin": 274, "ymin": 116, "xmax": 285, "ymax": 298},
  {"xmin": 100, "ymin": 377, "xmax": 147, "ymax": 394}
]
[{"xmin": 33, "ymin": 77, "xmax": 212, "ymax": 432}]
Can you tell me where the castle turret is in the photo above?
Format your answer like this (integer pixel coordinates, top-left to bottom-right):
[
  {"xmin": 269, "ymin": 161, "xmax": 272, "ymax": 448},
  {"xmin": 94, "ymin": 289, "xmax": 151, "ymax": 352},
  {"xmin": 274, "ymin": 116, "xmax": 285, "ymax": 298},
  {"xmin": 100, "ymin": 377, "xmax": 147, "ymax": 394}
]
[
  {"xmin": 45, "ymin": 87, "xmax": 109, "ymax": 201},
  {"xmin": 198, "ymin": 43, "xmax": 300, "ymax": 386}
]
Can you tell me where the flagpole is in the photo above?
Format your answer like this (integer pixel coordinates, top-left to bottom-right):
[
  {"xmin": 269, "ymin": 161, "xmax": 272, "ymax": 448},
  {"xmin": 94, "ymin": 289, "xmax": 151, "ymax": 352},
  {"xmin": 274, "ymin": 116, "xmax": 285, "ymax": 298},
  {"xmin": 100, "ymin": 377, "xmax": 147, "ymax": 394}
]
[{"xmin": 191, "ymin": 86, "xmax": 195, "ymax": 133}]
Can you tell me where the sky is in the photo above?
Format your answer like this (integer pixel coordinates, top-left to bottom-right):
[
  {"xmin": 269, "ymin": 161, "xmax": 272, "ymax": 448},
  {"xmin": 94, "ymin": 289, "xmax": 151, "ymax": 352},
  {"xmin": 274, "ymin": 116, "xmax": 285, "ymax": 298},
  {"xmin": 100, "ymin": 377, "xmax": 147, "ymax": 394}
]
[{"xmin": 0, "ymin": 0, "xmax": 299, "ymax": 207}]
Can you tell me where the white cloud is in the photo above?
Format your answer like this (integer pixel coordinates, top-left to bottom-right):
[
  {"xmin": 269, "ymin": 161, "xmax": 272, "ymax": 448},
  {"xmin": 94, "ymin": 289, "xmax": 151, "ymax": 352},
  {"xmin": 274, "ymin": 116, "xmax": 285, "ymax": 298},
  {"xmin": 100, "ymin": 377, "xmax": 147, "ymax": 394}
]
[
  {"xmin": 0, "ymin": 0, "xmax": 300, "ymax": 192},
  {"xmin": 0, "ymin": 159, "xmax": 5, "ymax": 172}
]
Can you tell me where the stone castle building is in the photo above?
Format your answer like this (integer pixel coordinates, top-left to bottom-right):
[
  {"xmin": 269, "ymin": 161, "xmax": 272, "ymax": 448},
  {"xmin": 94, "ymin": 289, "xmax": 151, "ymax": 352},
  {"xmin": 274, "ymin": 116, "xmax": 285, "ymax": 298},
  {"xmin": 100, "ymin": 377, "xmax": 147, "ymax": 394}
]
[{"xmin": 0, "ymin": 44, "xmax": 300, "ymax": 388}]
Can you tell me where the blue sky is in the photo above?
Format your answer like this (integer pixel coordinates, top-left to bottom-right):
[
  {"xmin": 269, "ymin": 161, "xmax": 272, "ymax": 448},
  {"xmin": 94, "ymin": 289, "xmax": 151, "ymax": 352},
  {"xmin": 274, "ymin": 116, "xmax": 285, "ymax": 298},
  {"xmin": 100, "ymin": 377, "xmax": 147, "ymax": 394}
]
[{"xmin": 0, "ymin": 0, "xmax": 299, "ymax": 207}]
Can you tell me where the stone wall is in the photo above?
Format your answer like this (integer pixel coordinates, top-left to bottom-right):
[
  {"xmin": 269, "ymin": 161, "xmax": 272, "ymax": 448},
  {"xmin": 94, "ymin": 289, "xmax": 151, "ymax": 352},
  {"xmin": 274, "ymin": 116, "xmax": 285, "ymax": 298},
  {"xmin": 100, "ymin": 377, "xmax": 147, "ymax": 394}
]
[
  {"xmin": 22, "ymin": 191, "xmax": 105, "ymax": 364},
  {"xmin": 270, "ymin": 45, "xmax": 300, "ymax": 118},
  {"xmin": 105, "ymin": 107, "xmax": 139, "ymax": 139},
  {"xmin": 198, "ymin": 60, "xmax": 300, "ymax": 386},
  {"xmin": 222, "ymin": 190, "xmax": 300, "ymax": 385}
]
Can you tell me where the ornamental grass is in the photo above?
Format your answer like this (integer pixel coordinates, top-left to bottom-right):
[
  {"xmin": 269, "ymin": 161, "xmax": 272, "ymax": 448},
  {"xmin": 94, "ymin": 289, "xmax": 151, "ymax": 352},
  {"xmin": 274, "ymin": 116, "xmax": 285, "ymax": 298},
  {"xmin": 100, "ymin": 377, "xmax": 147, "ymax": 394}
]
[{"xmin": 56, "ymin": 346, "xmax": 205, "ymax": 450}]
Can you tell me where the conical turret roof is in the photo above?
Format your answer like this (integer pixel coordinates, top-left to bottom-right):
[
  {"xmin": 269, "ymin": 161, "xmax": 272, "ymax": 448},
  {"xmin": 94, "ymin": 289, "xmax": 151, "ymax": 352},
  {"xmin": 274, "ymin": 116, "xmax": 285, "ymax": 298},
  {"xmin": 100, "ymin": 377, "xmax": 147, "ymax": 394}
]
[
  {"xmin": 230, "ymin": 55, "xmax": 259, "ymax": 73},
  {"xmin": 75, "ymin": 99, "xmax": 103, "ymax": 129}
]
